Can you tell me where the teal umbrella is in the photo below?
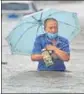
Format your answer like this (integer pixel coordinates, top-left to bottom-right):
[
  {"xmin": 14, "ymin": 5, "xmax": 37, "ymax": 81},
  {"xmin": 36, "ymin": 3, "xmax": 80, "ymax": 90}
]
[{"xmin": 6, "ymin": 8, "xmax": 80, "ymax": 55}]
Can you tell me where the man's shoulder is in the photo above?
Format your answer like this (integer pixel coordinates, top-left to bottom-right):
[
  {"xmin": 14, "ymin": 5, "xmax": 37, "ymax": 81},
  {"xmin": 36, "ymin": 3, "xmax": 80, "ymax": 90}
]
[
  {"xmin": 58, "ymin": 36, "xmax": 69, "ymax": 44},
  {"xmin": 36, "ymin": 34, "xmax": 46, "ymax": 39}
]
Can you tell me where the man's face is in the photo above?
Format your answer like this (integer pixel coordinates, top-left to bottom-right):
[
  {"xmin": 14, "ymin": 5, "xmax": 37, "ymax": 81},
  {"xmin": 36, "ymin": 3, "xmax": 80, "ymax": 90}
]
[{"xmin": 45, "ymin": 20, "xmax": 58, "ymax": 34}]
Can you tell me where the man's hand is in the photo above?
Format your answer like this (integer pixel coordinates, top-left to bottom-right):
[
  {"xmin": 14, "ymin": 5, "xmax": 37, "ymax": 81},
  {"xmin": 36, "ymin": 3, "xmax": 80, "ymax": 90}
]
[
  {"xmin": 45, "ymin": 44, "xmax": 56, "ymax": 51},
  {"xmin": 45, "ymin": 44, "xmax": 70, "ymax": 61}
]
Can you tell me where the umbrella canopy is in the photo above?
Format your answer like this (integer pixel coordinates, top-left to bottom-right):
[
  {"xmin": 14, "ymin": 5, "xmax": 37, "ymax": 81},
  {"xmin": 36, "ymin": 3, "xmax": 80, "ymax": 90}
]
[{"xmin": 6, "ymin": 8, "xmax": 80, "ymax": 55}]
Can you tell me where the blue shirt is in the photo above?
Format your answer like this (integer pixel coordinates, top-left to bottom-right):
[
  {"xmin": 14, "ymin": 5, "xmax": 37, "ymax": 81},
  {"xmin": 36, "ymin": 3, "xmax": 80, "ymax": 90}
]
[{"xmin": 32, "ymin": 34, "xmax": 70, "ymax": 71}]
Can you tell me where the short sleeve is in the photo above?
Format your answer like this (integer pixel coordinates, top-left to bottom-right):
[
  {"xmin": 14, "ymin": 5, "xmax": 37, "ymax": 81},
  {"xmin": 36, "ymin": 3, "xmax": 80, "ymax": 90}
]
[
  {"xmin": 60, "ymin": 39, "xmax": 70, "ymax": 55},
  {"xmin": 32, "ymin": 37, "xmax": 42, "ymax": 54}
]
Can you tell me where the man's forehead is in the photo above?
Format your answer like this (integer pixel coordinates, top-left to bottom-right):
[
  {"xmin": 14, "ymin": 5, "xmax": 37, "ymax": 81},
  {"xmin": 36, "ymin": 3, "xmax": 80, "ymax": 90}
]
[
  {"xmin": 46, "ymin": 20, "xmax": 58, "ymax": 26},
  {"xmin": 47, "ymin": 19, "xmax": 57, "ymax": 22}
]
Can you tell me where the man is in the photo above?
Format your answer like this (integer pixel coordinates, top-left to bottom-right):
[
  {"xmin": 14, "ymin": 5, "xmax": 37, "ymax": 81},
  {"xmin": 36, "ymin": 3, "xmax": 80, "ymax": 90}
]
[{"xmin": 31, "ymin": 18, "xmax": 70, "ymax": 71}]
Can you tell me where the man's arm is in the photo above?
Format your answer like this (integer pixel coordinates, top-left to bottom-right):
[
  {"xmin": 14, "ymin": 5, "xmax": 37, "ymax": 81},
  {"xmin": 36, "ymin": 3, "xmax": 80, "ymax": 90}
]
[
  {"xmin": 31, "ymin": 54, "xmax": 43, "ymax": 61},
  {"xmin": 46, "ymin": 45, "xmax": 70, "ymax": 61},
  {"xmin": 53, "ymin": 47, "xmax": 70, "ymax": 61},
  {"xmin": 31, "ymin": 36, "xmax": 44, "ymax": 61}
]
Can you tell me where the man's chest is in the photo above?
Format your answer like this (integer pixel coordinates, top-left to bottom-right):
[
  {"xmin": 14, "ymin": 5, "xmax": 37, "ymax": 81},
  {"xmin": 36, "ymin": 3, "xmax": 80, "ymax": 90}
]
[{"xmin": 41, "ymin": 38, "xmax": 61, "ymax": 49}]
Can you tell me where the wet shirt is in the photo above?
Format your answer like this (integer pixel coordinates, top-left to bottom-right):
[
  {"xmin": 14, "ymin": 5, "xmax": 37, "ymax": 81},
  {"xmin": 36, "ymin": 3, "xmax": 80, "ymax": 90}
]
[{"xmin": 32, "ymin": 34, "xmax": 70, "ymax": 71}]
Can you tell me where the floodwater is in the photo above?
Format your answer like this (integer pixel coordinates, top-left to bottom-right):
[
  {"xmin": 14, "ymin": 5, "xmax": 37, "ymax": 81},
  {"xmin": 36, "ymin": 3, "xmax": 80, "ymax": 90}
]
[{"xmin": 2, "ymin": 1, "xmax": 84, "ymax": 93}]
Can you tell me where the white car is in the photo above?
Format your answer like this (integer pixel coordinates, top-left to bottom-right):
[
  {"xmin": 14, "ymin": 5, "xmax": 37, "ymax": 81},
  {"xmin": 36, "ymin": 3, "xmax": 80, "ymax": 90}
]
[{"xmin": 2, "ymin": 1, "xmax": 37, "ymax": 19}]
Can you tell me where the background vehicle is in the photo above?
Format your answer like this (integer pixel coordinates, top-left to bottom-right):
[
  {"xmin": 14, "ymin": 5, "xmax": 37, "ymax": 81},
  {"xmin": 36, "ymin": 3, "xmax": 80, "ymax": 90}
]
[{"xmin": 1, "ymin": 1, "xmax": 37, "ymax": 19}]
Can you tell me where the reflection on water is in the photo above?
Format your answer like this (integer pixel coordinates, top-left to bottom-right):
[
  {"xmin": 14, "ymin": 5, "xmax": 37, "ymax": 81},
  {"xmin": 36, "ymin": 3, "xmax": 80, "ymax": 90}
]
[{"xmin": 2, "ymin": 71, "xmax": 84, "ymax": 93}]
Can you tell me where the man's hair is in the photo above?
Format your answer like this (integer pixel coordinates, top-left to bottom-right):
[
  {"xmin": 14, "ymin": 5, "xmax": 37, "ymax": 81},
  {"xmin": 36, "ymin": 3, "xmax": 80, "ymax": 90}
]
[{"xmin": 44, "ymin": 18, "xmax": 58, "ymax": 29}]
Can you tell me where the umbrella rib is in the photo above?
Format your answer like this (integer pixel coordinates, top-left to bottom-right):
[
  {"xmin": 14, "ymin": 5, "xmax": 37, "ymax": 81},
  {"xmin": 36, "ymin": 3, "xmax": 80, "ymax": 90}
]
[
  {"xmin": 40, "ymin": 25, "xmax": 45, "ymax": 33},
  {"xmin": 46, "ymin": 11, "xmax": 72, "ymax": 18},
  {"xmin": 58, "ymin": 21, "xmax": 78, "ymax": 28},
  {"xmin": 43, "ymin": 11, "xmax": 64, "ymax": 19},
  {"xmin": 47, "ymin": 12, "xmax": 59, "ymax": 17},
  {"xmin": 69, "ymin": 28, "xmax": 79, "ymax": 40},
  {"xmin": 32, "ymin": 16, "xmax": 38, "ymax": 21},
  {"xmin": 13, "ymin": 22, "xmax": 38, "ymax": 30},
  {"xmin": 14, "ymin": 24, "xmax": 37, "ymax": 49},
  {"xmin": 10, "ymin": 22, "xmax": 37, "ymax": 33},
  {"xmin": 20, "ymin": 21, "xmax": 37, "ymax": 24},
  {"xmin": 40, "ymin": 12, "xmax": 43, "ymax": 20},
  {"xmin": 36, "ymin": 25, "xmax": 41, "ymax": 37},
  {"xmin": 6, "ymin": 22, "xmax": 38, "ymax": 39}
]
